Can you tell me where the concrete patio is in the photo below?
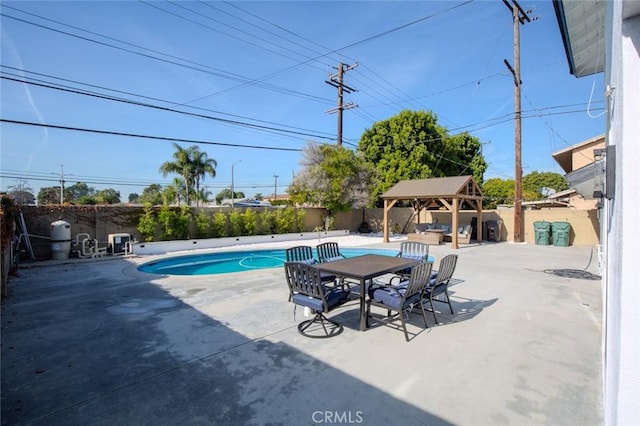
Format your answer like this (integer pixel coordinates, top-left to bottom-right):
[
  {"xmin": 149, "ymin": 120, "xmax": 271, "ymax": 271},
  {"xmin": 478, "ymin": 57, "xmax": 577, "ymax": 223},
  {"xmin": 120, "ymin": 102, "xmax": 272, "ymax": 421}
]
[{"xmin": 1, "ymin": 238, "xmax": 603, "ymax": 425}]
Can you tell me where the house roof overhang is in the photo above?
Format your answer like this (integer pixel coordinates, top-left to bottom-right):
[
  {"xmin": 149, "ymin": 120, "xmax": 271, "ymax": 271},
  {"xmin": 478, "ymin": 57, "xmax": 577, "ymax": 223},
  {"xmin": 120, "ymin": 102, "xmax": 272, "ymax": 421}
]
[
  {"xmin": 551, "ymin": 134, "xmax": 605, "ymax": 173},
  {"xmin": 553, "ymin": 0, "xmax": 606, "ymax": 77}
]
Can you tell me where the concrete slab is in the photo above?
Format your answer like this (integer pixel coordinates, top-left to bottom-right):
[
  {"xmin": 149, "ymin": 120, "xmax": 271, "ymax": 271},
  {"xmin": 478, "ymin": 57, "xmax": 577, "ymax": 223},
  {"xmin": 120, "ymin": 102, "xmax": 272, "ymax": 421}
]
[{"xmin": 1, "ymin": 239, "xmax": 603, "ymax": 425}]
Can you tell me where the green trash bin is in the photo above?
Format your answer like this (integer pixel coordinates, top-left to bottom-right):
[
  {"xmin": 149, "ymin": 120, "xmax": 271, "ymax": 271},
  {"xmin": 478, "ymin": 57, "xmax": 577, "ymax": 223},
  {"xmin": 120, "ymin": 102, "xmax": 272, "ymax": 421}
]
[
  {"xmin": 533, "ymin": 221, "xmax": 551, "ymax": 245},
  {"xmin": 551, "ymin": 222, "xmax": 571, "ymax": 247}
]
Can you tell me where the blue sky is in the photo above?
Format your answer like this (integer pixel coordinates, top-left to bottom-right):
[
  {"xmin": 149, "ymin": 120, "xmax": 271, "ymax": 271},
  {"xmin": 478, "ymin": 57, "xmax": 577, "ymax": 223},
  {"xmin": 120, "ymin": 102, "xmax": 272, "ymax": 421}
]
[{"xmin": 1, "ymin": 1, "xmax": 605, "ymax": 202}]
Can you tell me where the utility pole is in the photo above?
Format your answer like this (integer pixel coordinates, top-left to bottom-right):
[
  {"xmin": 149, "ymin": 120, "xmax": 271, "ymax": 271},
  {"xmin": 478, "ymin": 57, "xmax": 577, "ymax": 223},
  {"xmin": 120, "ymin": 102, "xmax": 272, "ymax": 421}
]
[
  {"xmin": 325, "ymin": 62, "xmax": 358, "ymax": 145},
  {"xmin": 503, "ymin": 0, "xmax": 535, "ymax": 243},
  {"xmin": 59, "ymin": 164, "xmax": 64, "ymax": 204},
  {"xmin": 273, "ymin": 175, "xmax": 278, "ymax": 203},
  {"xmin": 231, "ymin": 160, "xmax": 241, "ymax": 208}
]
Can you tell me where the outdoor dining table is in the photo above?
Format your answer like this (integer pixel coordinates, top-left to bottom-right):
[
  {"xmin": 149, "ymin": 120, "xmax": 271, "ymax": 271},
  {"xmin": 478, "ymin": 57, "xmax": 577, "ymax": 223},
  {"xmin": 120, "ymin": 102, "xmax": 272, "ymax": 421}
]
[{"xmin": 314, "ymin": 254, "xmax": 421, "ymax": 331}]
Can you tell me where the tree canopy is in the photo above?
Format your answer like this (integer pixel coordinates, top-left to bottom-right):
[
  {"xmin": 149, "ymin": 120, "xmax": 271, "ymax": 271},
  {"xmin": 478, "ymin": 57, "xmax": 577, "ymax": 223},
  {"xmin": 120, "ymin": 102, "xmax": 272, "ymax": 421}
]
[
  {"xmin": 159, "ymin": 143, "xmax": 217, "ymax": 206},
  {"xmin": 522, "ymin": 171, "xmax": 569, "ymax": 195},
  {"xmin": 482, "ymin": 171, "xmax": 568, "ymax": 208},
  {"xmin": 357, "ymin": 110, "xmax": 487, "ymax": 205},
  {"xmin": 288, "ymin": 142, "xmax": 373, "ymax": 215}
]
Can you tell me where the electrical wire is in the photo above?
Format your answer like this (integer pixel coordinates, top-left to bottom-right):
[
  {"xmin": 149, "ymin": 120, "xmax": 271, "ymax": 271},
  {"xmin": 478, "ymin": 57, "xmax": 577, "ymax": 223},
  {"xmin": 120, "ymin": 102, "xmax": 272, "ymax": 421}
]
[{"xmin": 0, "ymin": 119, "xmax": 304, "ymax": 152}]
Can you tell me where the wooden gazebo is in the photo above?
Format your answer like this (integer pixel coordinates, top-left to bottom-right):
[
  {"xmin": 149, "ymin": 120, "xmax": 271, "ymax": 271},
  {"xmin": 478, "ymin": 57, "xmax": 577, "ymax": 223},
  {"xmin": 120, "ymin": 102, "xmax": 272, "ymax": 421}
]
[{"xmin": 381, "ymin": 175, "xmax": 484, "ymax": 249}]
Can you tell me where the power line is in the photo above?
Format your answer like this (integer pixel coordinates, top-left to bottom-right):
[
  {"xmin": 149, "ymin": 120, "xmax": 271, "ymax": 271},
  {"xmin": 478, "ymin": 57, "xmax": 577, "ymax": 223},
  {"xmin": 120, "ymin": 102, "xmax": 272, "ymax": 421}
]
[
  {"xmin": 1, "ymin": 65, "xmax": 337, "ymax": 141},
  {"xmin": 0, "ymin": 9, "xmax": 334, "ymax": 104},
  {"xmin": 1, "ymin": 73, "xmax": 337, "ymax": 142},
  {"xmin": 0, "ymin": 119, "xmax": 304, "ymax": 152}
]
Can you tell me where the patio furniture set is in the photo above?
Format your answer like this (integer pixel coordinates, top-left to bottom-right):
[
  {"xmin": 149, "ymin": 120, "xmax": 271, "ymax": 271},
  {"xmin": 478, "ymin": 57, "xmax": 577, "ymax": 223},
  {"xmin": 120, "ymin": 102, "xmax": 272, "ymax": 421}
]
[
  {"xmin": 283, "ymin": 242, "xmax": 459, "ymax": 342},
  {"xmin": 408, "ymin": 223, "xmax": 473, "ymax": 245}
]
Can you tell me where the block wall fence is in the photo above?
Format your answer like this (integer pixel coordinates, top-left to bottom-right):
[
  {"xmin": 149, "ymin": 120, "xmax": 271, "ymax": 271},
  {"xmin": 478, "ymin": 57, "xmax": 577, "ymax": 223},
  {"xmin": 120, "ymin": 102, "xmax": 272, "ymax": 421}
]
[{"xmin": 17, "ymin": 205, "xmax": 599, "ymax": 260}]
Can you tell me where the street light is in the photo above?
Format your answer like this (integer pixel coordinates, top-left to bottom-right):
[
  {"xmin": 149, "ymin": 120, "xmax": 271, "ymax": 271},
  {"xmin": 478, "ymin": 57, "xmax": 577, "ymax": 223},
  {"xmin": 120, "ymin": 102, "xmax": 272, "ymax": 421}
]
[
  {"xmin": 51, "ymin": 164, "xmax": 65, "ymax": 204},
  {"xmin": 273, "ymin": 175, "xmax": 279, "ymax": 203},
  {"xmin": 231, "ymin": 160, "xmax": 241, "ymax": 208}
]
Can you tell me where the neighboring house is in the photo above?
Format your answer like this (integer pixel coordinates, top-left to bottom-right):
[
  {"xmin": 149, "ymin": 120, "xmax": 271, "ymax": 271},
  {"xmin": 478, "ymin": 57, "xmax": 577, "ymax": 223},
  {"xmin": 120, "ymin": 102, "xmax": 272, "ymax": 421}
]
[
  {"xmin": 264, "ymin": 193, "xmax": 290, "ymax": 203},
  {"xmin": 550, "ymin": 134, "xmax": 605, "ymax": 210},
  {"xmin": 554, "ymin": 1, "xmax": 640, "ymax": 424}
]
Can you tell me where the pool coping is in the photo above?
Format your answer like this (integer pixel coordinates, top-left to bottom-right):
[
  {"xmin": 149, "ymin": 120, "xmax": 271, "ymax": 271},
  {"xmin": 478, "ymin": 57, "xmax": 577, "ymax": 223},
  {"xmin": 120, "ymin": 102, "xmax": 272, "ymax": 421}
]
[{"xmin": 132, "ymin": 230, "xmax": 352, "ymax": 255}]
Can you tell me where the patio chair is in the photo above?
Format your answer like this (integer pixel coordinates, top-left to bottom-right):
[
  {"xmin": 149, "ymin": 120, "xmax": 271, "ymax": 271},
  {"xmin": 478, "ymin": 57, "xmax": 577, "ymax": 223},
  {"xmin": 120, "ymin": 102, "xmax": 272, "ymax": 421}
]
[
  {"xmin": 389, "ymin": 241, "xmax": 430, "ymax": 283},
  {"xmin": 316, "ymin": 242, "xmax": 346, "ymax": 263},
  {"xmin": 366, "ymin": 261, "xmax": 433, "ymax": 341},
  {"xmin": 316, "ymin": 241, "xmax": 361, "ymax": 292},
  {"xmin": 422, "ymin": 254, "xmax": 458, "ymax": 324},
  {"xmin": 284, "ymin": 262, "xmax": 350, "ymax": 338},
  {"xmin": 285, "ymin": 246, "xmax": 336, "ymax": 300}
]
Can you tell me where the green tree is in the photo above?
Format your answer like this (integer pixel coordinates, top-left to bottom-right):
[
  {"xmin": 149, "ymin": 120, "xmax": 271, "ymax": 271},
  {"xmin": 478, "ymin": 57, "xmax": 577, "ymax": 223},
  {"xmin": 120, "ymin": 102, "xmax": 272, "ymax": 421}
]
[
  {"xmin": 215, "ymin": 188, "xmax": 245, "ymax": 205},
  {"xmin": 94, "ymin": 188, "xmax": 121, "ymax": 204},
  {"xmin": 288, "ymin": 142, "xmax": 373, "ymax": 216},
  {"xmin": 137, "ymin": 204, "xmax": 157, "ymax": 242},
  {"xmin": 159, "ymin": 144, "xmax": 194, "ymax": 205},
  {"xmin": 159, "ymin": 143, "xmax": 217, "ymax": 206},
  {"xmin": 482, "ymin": 178, "xmax": 514, "ymax": 209},
  {"xmin": 76, "ymin": 195, "xmax": 97, "ymax": 205},
  {"xmin": 522, "ymin": 171, "xmax": 569, "ymax": 198},
  {"xmin": 357, "ymin": 109, "xmax": 487, "ymax": 205},
  {"xmin": 139, "ymin": 184, "xmax": 164, "ymax": 205},
  {"xmin": 163, "ymin": 177, "xmax": 187, "ymax": 205},
  {"xmin": 37, "ymin": 186, "xmax": 62, "ymax": 205},
  {"xmin": 128, "ymin": 193, "xmax": 140, "ymax": 203},
  {"xmin": 66, "ymin": 182, "xmax": 94, "ymax": 203},
  {"xmin": 190, "ymin": 149, "xmax": 217, "ymax": 207}
]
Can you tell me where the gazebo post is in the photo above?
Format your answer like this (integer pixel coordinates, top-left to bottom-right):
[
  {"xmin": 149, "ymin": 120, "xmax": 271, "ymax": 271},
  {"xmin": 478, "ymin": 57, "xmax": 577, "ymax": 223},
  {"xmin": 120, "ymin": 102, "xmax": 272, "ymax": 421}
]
[
  {"xmin": 477, "ymin": 206, "xmax": 483, "ymax": 242},
  {"xmin": 452, "ymin": 198, "xmax": 459, "ymax": 249},
  {"xmin": 383, "ymin": 199, "xmax": 390, "ymax": 243}
]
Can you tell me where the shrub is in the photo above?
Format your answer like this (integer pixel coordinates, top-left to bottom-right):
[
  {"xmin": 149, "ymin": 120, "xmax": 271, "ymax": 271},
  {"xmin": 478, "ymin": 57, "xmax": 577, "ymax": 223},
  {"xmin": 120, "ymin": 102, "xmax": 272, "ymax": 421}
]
[
  {"xmin": 276, "ymin": 207, "xmax": 295, "ymax": 234},
  {"xmin": 258, "ymin": 209, "xmax": 276, "ymax": 234},
  {"xmin": 295, "ymin": 208, "xmax": 306, "ymax": 232},
  {"xmin": 242, "ymin": 208, "xmax": 257, "ymax": 236},
  {"xmin": 211, "ymin": 211, "xmax": 227, "ymax": 237},
  {"xmin": 229, "ymin": 210, "xmax": 244, "ymax": 237},
  {"xmin": 137, "ymin": 204, "xmax": 156, "ymax": 242},
  {"xmin": 158, "ymin": 205, "xmax": 191, "ymax": 240},
  {"xmin": 195, "ymin": 210, "xmax": 211, "ymax": 238}
]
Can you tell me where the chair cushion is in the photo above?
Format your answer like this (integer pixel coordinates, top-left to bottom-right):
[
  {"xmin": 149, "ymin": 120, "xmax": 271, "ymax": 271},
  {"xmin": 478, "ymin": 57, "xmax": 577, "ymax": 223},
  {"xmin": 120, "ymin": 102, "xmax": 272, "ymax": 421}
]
[
  {"xmin": 370, "ymin": 286, "xmax": 421, "ymax": 310},
  {"xmin": 297, "ymin": 258, "xmax": 317, "ymax": 265},
  {"xmin": 323, "ymin": 256, "xmax": 345, "ymax": 263},
  {"xmin": 403, "ymin": 253, "xmax": 425, "ymax": 260},
  {"xmin": 292, "ymin": 288, "xmax": 348, "ymax": 311}
]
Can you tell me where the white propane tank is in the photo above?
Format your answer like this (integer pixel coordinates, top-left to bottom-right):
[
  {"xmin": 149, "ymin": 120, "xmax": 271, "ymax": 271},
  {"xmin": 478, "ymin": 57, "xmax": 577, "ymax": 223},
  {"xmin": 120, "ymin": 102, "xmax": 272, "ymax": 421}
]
[{"xmin": 50, "ymin": 220, "xmax": 72, "ymax": 260}]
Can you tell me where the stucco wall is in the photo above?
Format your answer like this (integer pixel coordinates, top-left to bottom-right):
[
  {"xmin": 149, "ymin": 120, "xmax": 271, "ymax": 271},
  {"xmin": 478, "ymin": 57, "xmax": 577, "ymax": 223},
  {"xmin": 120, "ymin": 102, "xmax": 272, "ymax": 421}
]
[{"xmin": 19, "ymin": 205, "xmax": 600, "ymax": 261}]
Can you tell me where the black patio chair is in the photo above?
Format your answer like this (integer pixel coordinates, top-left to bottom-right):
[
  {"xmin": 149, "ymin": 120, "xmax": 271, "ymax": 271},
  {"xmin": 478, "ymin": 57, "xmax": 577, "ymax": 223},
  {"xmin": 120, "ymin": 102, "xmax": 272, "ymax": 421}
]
[
  {"xmin": 389, "ymin": 241, "xmax": 431, "ymax": 284},
  {"xmin": 316, "ymin": 242, "xmax": 346, "ymax": 263},
  {"xmin": 366, "ymin": 261, "xmax": 433, "ymax": 341},
  {"xmin": 284, "ymin": 262, "xmax": 350, "ymax": 338},
  {"xmin": 285, "ymin": 246, "xmax": 336, "ymax": 301},
  {"xmin": 422, "ymin": 254, "xmax": 458, "ymax": 324}
]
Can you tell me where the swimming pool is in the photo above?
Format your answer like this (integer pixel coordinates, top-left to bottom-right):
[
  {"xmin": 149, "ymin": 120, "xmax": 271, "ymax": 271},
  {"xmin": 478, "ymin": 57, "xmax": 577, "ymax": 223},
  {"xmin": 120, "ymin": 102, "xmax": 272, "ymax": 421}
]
[{"xmin": 138, "ymin": 248, "xmax": 401, "ymax": 276}]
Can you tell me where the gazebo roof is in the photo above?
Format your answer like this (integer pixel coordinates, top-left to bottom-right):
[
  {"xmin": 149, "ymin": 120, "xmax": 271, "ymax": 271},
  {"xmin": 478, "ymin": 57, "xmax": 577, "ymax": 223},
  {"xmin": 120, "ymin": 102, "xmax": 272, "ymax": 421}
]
[{"xmin": 381, "ymin": 175, "xmax": 483, "ymax": 200}]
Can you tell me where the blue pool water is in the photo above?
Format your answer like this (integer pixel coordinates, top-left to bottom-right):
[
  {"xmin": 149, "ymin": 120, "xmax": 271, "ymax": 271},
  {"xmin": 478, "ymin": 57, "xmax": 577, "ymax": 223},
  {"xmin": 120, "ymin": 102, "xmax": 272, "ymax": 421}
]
[{"xmin": 138, "ymin": 247, "xmax": 401, "ymax": 276}]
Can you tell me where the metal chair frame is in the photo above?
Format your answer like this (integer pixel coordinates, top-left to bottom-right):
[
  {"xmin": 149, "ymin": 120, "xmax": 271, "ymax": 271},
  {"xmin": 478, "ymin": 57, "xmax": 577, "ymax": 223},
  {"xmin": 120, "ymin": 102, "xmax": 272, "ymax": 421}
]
[
  {"xmin": 367, "ymin": 262, "xmax": 433, "ymax": 341},
  {"xmin": 422, "ymin": 254, "xmax": 458, "ymax": 324},
  {"xmin": 284, "ymin": 262, "xmax": 350, "ymax": 338},
  {"xmin": 285, "ymin": 246, "xmax": 336, "ymax": 301}
]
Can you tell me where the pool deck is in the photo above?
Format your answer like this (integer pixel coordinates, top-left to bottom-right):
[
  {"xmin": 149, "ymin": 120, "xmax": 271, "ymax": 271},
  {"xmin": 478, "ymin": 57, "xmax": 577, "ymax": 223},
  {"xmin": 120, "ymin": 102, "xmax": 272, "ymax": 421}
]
[{"xmin": 1, "ymin": 237, "xmax": 603, "ymax": 425}]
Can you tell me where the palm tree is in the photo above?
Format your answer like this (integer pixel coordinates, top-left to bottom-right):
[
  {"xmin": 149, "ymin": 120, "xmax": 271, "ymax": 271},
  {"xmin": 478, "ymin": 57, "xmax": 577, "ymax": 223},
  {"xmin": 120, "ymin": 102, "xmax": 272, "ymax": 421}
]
[
  {"xmin": 189, "ymin": 147, "xmax": 217, "ymax": 207},
  {"xmin": 160, "ymin": 144, "xmax": 193, "ymax": 205}
]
